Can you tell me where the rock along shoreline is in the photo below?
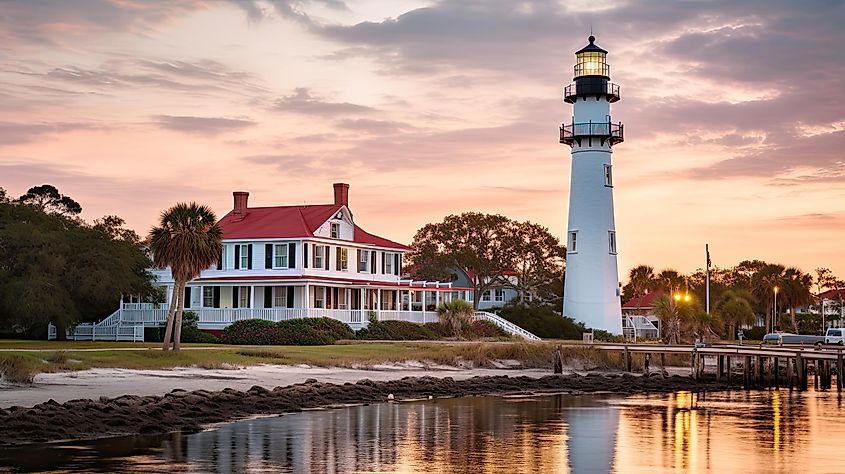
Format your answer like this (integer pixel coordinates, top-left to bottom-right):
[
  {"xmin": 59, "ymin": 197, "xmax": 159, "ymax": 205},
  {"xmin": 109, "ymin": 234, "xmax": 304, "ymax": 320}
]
[{"xmin": 0, "ymin": 373, "xmax": 736, "ymax": 446}]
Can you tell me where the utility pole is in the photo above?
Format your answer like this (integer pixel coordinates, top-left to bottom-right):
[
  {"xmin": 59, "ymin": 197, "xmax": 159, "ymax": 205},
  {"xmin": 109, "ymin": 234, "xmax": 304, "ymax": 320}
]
[{"xmin": 705, "ymin": 244, "xmax": 711, "ymax": 314}]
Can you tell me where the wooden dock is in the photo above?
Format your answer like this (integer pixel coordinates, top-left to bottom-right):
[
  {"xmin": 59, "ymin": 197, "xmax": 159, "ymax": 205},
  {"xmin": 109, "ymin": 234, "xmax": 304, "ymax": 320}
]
[{"xmin": 562, "ymin": 342, "xmax": 845, "ymax": 392}]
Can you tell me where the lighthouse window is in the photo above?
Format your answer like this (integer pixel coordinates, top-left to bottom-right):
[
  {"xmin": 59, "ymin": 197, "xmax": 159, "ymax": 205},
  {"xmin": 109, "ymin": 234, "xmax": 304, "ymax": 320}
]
[
  {"xmin": 568, "ymin": 232, "xmax": 578, "ymax": 253},
  {"xmin": 608, "ymin": 231, "xmax": 617, "ymax": 255},
  {"xmin": 604, "ymin": 164, "xmax": 613, "ymax": 187}
]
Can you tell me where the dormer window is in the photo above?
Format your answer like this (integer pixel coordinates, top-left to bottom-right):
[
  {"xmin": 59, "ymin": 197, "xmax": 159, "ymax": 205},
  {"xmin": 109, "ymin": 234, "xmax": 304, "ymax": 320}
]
[
  {"xmin": 330, "ymin": 222, "xmax": 340, "ymax": 239},
  {"xmin": 335, "ymin": 211, "xmax": 343, "ymax": 219}
]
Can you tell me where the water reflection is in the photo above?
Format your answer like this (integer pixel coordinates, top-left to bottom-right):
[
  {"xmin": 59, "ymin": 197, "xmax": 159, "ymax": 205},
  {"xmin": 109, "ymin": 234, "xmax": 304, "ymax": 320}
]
[{"xmin": 2, "ymin": 389, "xmax": 844, "ymax": 473}]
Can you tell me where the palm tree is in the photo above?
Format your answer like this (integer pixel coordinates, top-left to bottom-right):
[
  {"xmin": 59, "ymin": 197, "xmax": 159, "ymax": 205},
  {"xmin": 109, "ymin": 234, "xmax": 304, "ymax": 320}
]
[
  {"xmin": 714, "ymin": 289, "xmax": 755, "ymax": 339},
  {"xmin": 689, "ymin": 309, "xmax": 723, "ymax": 343},
  {"xmin": 628, "ymin": 265, "xmax": 656, "ymax": 314},
  {"xmin": 652, "ymin": 295, "xmax": 685, "ymax": 344},
  {"xmin": 149, "ymin": 203, "xmax": 222, "ymax": 351},
  {"xmin": 780, "ymin": 267, "xmax": 813, "ymax": 333},
  {"xmin": 656, "ymin": 269, "xmax": 686, "ymax": 295},
  {"xmin": 750, "ymin": 264, "xmax": 785, "ymax": 332},
  {"xmin": 437, "ymin": 299, "xmax": 474, "ymax": 338}
]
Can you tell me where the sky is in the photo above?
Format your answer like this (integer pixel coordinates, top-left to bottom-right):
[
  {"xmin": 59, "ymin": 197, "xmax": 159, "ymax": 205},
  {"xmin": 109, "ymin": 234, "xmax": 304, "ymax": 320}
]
[{"xmin": 2, "ymin": 0, "xmax": 845, "ymax": 281}]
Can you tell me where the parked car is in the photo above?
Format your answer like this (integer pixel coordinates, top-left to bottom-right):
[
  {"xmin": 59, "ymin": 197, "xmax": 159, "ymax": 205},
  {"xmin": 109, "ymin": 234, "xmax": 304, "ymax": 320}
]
[
  {"xmin": 825, "ymin": 328, "xmax": 845, "ymax": 345},
  {"xmin": 763, "ymin": 332, "xmax": 825, "ymax": 346}
]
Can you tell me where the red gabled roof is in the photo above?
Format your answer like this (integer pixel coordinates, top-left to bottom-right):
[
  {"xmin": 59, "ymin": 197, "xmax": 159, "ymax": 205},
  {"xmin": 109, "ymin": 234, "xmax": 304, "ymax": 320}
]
[
  {"xmin": 217, "ymin": 203, "xmax": 409, "ymax": 250},
  {"xmin": 622, "ymin": 289, "xmax": 666, "ymax": 309},
  {"xmin": 819, "ymin": 289, "xmax": 845, "ymax": 300}
]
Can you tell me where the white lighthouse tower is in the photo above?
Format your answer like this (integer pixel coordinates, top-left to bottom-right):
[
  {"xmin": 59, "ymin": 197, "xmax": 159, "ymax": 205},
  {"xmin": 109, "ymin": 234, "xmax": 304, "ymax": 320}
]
[{"xmin": 561, "ymin": 36, "xmax": 624, "ymax": 334}]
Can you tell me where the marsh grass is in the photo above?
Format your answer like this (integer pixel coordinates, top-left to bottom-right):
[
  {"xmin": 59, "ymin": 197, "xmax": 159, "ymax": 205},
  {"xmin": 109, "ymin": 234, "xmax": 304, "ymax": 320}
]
[
  {"xmin": 0, "ymin": 354, "xmax": 42, "ymax": 384},
  {"xmin": 0, "ymin": 342, "xmax": 693, "ymax": 379}
]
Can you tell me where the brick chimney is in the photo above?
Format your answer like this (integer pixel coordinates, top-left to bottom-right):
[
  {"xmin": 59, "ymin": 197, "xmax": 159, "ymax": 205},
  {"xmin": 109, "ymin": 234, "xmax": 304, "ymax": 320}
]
[
  {"xmin": 233, "ymin": 191, "xmax": 249, "ymax": 216},
  {"xmin": 333, "ymin": 183, "xmax": 349, "ymax": 207}
]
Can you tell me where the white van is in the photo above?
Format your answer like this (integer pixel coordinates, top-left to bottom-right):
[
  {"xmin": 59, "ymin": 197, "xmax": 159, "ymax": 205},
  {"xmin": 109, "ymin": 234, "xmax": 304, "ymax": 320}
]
[{"xmin": 825, "ymin": 328, "xmax": 845, "ymax": 345}]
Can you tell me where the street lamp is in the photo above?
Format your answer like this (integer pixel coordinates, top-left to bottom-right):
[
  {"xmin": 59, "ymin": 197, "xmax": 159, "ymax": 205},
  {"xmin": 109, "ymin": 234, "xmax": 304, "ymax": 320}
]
[{"xmin": 773, "ymin": 286, "xmax": 779, "ymax": 332}]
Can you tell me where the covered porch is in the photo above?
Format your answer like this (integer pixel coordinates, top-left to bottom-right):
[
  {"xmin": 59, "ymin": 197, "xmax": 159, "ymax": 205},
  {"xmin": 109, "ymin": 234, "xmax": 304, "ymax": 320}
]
[{"xmin": 124, "ymin": 281, "xmax": 473, "ymax": 330}]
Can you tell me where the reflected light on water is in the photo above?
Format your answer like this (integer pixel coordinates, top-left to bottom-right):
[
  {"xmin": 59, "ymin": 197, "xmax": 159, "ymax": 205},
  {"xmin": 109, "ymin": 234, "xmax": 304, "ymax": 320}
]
[{"xmin": 2, "ymin": 389, "xmax": 845, "ymax": 473}]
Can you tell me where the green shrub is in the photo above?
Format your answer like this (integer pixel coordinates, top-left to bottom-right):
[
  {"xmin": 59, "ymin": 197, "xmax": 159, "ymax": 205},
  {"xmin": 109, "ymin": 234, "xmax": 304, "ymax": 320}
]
[
  {"xmin": 591, "ymin": 329, "xmax": 624, "ymax": 343},
  {"xmin": 422, "ymin": 322, "xmax": 451, "ymax": 338},
  {"xmin": 498, "ymin": 304, "xmax": 585, "ymax": 339},
  {"xmin": 275, "ymin": 319, "xmax": 335, "ymax": 345},
  {"xmin": 470, "ymin": 320, "xmax": 509, "ymax": 338},
  {"xmin": 357, "ymin": 320, "xmax": 438, "ymax": 340},
  {"xmin": 221, "ymin": 318, "xmax": 352, "ymax": 345},
  {"xmin": 307, "ymin": 317, "xmax": 356, "ymax": 340},
  {"xmin": 437, "ymin": 299, "xmax": 474, "ymax": 337},
  {"xmin": 743, "ymin": 326, "xmax": 767, "ymax": 341},
  {"xmin": 180, "ymin": 325, "xmax": 219, "ymax": 343},
  {"xmin": 221, "ymin": 319, "xmax": 285, "ymax": 345}
]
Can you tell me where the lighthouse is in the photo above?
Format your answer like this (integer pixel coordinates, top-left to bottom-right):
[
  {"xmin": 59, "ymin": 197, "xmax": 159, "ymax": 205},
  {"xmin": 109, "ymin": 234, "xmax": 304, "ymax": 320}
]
[{"xmin": 560, "ymin": 36, "xmax": 624, "ymax": 334}]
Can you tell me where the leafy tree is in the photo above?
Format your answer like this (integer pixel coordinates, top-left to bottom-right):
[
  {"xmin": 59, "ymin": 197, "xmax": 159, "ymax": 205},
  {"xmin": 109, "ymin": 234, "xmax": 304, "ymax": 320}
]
[
  {"xmin": 408, "ymin": 212, "xmax": 564, "ymax": 309},
  {"xmin": 507, "ymin": 221, "xmax": 566, "ymax": 305},
  {"xmin": 0, "ymin": 199, "xmax": 153, "ymax": 338},
  {"xmin": 815, "ymin": 267, "xmax": 836, "ymax": 295},
  {"xmin": 149, "ymin": 203, "xmax": 223, "ymax": 351},
  {"xmin": 0, "ymin": 187, "xmax": 8, "ymax": 203},
  {"xmin": 18, "ymin": 184, "xmax": 82, "ymax": 216},
  {"xmin": 714, "ymin": 289, "xmax": 755, "ymax": 339}
]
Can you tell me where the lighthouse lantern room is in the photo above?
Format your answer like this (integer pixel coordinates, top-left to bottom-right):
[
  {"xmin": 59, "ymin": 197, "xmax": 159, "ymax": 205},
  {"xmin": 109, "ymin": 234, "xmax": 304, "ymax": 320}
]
[{"xmin": 561, "ymin": 35, "xmax": 624, "ymax": 334}]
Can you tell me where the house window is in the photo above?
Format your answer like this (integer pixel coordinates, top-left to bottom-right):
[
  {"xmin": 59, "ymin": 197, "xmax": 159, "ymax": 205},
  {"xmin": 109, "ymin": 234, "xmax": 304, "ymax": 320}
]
[
  {"xmin": 274, "ymin": 244, "xmax": 288, "ymax": 268},
  {"xmin": 604, "ymin": 164, "xmax": 613, "ymax": 187},
  {"xmin": 608, "ymin": 231, "xmax": 617, "ymax": 254},
  {"xmin": 220, "ymin": 246, "xmax": 227, "ymax": 270},
  {"xmin": 359, "ymin": 251, "xmax": 369, "ymax": 272},
  {"xmin": 239, "ymin": 244, "xmax": 249, "ymax": 269},
  {"xmin": 482, "ymin": 290, "xmax": 491, "ymax": 302},
  {"xmin": 238, "ymin": 286, "xmax": 250, "ymax": 308},
  {"xmin": 314, "ymin": 287, "xmax": 325, "ymax": 309},
  {"xmin": 272, "ymin": 286, "xmax": 287, "ymax": 308},
  {"xmin": 495, "ymin": 289, "xmax": 505, "ymax": 302},
  {"xmin": 385, "ymin": 252, "xmax": 394, "ymax": 274},
  {"xmin": 338, "ymin": 247, "xmax": 348, "ymax": 271},
  {"xmin": 203, "ymin": 287, "xmax": 214, "ymax": 307},
  {"xmin": 314, "ymin": 245, "xmax": 324, "ymax": 269},
  {"xmin": 330, "ymin": 222, "xmax": 340, "ymax": 239},
  {"xmin": 569, "ymin": 231, "xmax": 578, "ymax": 253}
]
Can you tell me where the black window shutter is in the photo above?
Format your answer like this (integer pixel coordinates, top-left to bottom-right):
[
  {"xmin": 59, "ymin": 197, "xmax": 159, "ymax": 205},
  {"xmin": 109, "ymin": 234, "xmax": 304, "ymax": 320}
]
[
  {"xmin": 265, "ymin": 244, "xmax": 273, "ymax": 269},
  {"xmin": 232, "ymin": 287, "xmax": 239, "ymax": 308},
  {"xmin": 394, "ymin": 254, "xmax": 400, "ymax": 275},
  {"xmin": 326, "ymin": 287, "xmax": 333, "ymax": 308},
  {"xmin": 184, "ymin": 287, "xmax": 191, "ymax": 309},
  {"xmin": 288, "ymin": 243, "xmax": 296, "ymax": 268},
  {"xmin": 382, "ymin": 252, "xmax": 386, "ymax": 274},
  {"xmin": 264, "ymin": 287, "xmax": 273, "ymax": 308},
  {"xmin": 287, "ymin": 287, "xmax": 294, "ymax": 308},
  {"xmin": 247, "ymin": 244, "xmax": 253, "ymax": 269},
  {"xmin": 357, "ymin": 249, "xmax": 362, "ymax": 272},
  {"xmin": 304, "ymin": 244, "xmax": 309, "ymax": 268},
  {"xmin": 336, "ymin": 247, "xmax": 341, "ymax": 270},
  {"xmin": 213, "ymin": 286, "xmax": 220, "ymax": 308},
  {"xmin": 234, "ymin": 245, "xmax": 240, "ymax": 270},
  {"xmin": 371, "ymin": 251, "xmax": 376, "ymax": 274},
  {"xmin": 324, "ymin": 246, "xmax": 330, "ymax": 270},
  {"xmin": 217, "ymin": 248, "xmax": 223, "ymax": 270}
]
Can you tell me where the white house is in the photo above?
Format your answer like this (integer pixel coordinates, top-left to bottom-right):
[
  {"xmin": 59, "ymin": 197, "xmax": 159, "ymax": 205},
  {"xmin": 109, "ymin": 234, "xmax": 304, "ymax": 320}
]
[
  {"xmin": 52, "ymin": 184, "xmax": 542, "ymax": 341},
  {"xmin": 139, "ymin": 183, "xmax": 472, "ymax": 331}
]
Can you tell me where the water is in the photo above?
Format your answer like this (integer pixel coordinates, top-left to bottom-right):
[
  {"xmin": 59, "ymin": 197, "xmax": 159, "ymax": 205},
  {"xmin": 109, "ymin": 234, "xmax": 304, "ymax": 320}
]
[{"xmin": 2, "ymin": 389, "xmax": 844, "ymax": 473}]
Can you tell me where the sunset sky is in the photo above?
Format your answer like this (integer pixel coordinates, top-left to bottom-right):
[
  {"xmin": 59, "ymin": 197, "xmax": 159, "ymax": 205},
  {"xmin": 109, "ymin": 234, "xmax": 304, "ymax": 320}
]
[{"xmin": 2, "ymin": 0, "xmax": 844, "ymax": 280}]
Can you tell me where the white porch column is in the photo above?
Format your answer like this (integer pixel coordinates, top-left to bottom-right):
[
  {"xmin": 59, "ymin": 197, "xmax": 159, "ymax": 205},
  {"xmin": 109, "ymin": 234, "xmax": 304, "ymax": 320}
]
[
  {"xmin": 250, "ymin": 285, "xmax": 256, "ymax": 314},
  {"xmin": 420, "ymin": 290, "xmax": 426, "ymax": 311},
  {"xmin": 435, "ymin": 290, "xmax": 441, "ymax": 308},
  {"xmin": 304, "ymin": 283, "xmax": 310, "ymax": 311}
]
